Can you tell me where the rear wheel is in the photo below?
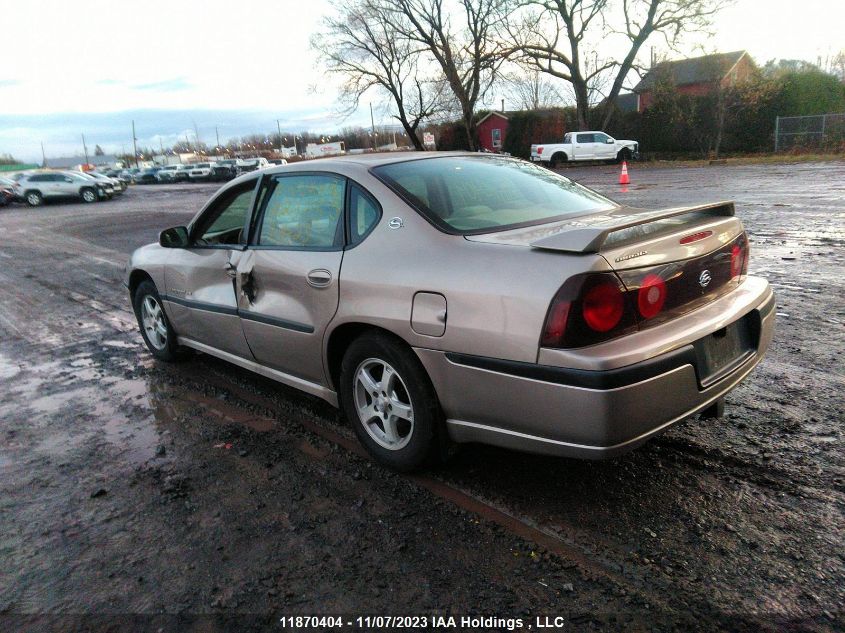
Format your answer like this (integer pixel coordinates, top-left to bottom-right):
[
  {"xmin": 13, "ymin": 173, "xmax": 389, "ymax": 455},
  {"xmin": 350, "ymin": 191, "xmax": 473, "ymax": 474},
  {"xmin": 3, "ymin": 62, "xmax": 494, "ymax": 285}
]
[
  {"xmin": 25, "ymin": 190, "xmax": 43, "ymax": 207},
  {"xmin": 340, "ymin": 332, "xmax": 441, "ymax": 471},
  {"xmin": 80, "ymin": 187, "xmax": 97, "ymax": 203},
  {"xmin": 550, "ymin": 152, "xmax": 567, "ymax": 168},
  {"xmin": 132, "ymin": 279, "xmax": 182, "ymax": 361}
]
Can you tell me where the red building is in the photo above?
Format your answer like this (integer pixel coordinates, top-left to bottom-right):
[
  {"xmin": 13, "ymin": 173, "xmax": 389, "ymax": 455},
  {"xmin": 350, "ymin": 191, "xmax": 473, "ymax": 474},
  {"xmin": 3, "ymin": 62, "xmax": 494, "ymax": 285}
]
[
  {"xmin": 634, "ymin": 50, "xmax": 755, "ymax": 111},
  {"xmin": 476, "ymin": 111, "xmax": 509, "ymax": 152}
]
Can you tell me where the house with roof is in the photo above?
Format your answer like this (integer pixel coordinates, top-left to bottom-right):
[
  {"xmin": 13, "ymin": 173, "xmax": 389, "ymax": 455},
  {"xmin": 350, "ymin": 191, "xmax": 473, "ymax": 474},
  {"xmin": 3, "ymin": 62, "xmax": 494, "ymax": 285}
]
[
  {"xmin": 475, "ymin": 109, "xmax": 568, "ymax": 153},
  {"xmin": 633, "ymin": 50, "xmax": 755, "ymax": 111}
]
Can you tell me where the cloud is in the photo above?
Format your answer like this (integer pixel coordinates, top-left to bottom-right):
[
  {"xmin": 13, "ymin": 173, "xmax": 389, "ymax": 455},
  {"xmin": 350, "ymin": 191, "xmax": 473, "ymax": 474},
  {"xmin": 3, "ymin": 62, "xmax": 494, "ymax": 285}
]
[
  {"xmin": 0, "ymin": 79, "xmax": 21, "ymax": 88},
  {"xmin": 131, "ymin": 78, "xmax": 190, "ymax": 92},
  {"xmin": 96, "ymin": 79, "xmax": 123, "ymax": 86}
]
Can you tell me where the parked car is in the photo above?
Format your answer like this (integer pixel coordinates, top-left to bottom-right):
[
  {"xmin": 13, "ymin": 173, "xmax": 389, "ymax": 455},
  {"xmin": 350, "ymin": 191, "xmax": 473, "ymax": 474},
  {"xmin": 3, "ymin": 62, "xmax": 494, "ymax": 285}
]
[
  {"xmin": 188, "ymin": 162, "xmax": 217, "ymax": 181},
  {"xmin": 126, "ymin": 153, "xmax": 775, "ymax": 471},
  {"xmin": 210, "ymin": 160, "xmax": 239, "ymax": 182},
  {"xmin": 267, "ymin": 158, "xmax": 289, "ymax": 166},
  {"xmin": 85, "ymin": 170, "xmax": 126, "ymax": 194},
  {"xmin": 17, "ymin": 170, "xmax": 105, "ymax": 205},
  {"xmin": 0, "ymin": 177, "xmax": 15, "ymax": 206},
  {"xmin": 136, "ymin": 167, "xmax": 162, "ymax": 184},
  {"xmin": 156, "ymin": 165, "xmax": 181, "ymax": 183},
  {"xmin": 531, "ymin": 132, "xmax": 639, "ymax": 167},
  {"xmin": 106, "ymin": 169, "xmax": 133, "ymax": 186},
  {"xmin": 237, "ymin": 157, "xmax": 270, "ymax": 173},
  {"xmin": 74, "ymin": 171, "xmax": 115, "ymax": 199}
]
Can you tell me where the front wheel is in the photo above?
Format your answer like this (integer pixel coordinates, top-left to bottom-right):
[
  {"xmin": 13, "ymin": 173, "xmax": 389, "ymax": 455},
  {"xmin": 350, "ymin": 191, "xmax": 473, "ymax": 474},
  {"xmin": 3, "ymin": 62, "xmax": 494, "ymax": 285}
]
[
  {"xmin": 81, "ymin": 187, "xmax": 97, "ymax": 203},
  {"xmin": 340, "ymin": 332, "xmax": 441, "ymax": 471},
  {"xmin": 25, "ymin": 191, "xmax": 43, "ymax": 207},
  {"xmin": 617, "ymin": 148, "xmax": 633, "ymax": 163},
  {"xmin": 132, "ymin": 280, "xmax": 182, "ymax": 361}
]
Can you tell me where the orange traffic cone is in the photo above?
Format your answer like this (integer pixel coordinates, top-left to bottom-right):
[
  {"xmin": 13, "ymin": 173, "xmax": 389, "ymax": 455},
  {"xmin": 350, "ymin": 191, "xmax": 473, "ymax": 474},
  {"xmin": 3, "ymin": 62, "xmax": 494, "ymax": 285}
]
[{"xmin": 619, "ymin": 161, "xmax": 630, "ymax": 185}]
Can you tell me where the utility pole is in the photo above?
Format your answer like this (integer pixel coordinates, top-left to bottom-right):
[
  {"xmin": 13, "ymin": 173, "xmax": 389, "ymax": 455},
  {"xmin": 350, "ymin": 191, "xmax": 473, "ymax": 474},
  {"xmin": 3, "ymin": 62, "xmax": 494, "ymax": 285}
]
[
  {"xmin": 131, "ymin": 120, "xmax": 139, "ymax": 168},
  {"xmin": 215, "ymin": 126, "xmax": 221, "ymax": 150},
  {"xmin": 81, "ymin": 133, "xmax": 89, "ymax": 166},
  {"xmin": 193, "ymin": 121, "xmax": 201, "ymax": 151},
  {"xmin": 276, "ymin": 119, "xmax": 283, "ymax": 156},
  {"xmin": 41, "ymin": 141, "xmax": 47, "ymax": 167},
  {"xmin": 370, "ymin": 102, "xmax": 376, "ymax": 150}
]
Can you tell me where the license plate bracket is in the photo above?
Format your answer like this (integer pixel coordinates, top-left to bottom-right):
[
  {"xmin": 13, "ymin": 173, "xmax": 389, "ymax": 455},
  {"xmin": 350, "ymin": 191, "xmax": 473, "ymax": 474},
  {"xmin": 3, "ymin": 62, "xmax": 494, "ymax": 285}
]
[{"xmin": 693, "ymin": 314, "xmax": 755, "ymax": 388}]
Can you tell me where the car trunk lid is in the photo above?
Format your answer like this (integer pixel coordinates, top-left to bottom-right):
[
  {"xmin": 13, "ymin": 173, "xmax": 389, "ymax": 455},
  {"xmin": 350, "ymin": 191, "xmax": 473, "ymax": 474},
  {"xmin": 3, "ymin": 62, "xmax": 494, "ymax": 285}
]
[{"xmin": 467, "ymin": 200, "xmax": 750, "ymax": 332}]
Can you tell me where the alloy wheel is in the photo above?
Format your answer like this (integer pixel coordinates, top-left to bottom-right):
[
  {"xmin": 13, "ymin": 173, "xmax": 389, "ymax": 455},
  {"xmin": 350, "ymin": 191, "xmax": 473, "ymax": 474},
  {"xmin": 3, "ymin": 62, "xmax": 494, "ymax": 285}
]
[
  {"xmin": 141, "ymin": 295, "xmax": 167, "ymax": 350},
  {"xmin": 353, "ymin": 358, "xmax": 415, "ymax": 450}
]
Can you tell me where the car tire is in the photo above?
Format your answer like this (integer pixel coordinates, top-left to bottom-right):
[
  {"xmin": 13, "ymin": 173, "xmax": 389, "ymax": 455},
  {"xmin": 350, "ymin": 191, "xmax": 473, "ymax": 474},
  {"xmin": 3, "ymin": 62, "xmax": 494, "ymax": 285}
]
[
  {"xmin": 80, "ymin": 187, "xmax": 97, "ymax": 203},
  {"xmin": 550, "ymin": 152, "xmax": 567, "ymax": 168},
  {"xmin": 133, "ymin": 279, "xmax": 182, "ymax": 362},
  {"xmin": 340, "ymin": 331, "xmax": 441, "ymax": 472},
  {"xmin": 617, "ymin": 148, "xmax": 632, "ymax": 163},
  {"xmin": 25, "ymin": 190, "xmax": 44, "ymax": 207}
]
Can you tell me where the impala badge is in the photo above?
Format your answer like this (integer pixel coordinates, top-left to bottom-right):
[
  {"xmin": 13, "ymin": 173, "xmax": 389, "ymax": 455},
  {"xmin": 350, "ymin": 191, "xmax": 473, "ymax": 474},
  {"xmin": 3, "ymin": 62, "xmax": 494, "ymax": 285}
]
[
  {"xmin": 615, "ymin": 250, "xmax": 647, "ymax": 263},
  {"xmin": 699, "ymin": 269, "xmax": 712, "ymax": 288}
]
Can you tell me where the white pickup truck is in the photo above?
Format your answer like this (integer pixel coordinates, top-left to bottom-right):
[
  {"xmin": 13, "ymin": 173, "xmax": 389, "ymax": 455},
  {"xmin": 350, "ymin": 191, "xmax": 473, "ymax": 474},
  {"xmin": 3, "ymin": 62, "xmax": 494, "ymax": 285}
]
[{"xmin": 531, "ymin": 131, "xmax": 638, "ymax": 167}]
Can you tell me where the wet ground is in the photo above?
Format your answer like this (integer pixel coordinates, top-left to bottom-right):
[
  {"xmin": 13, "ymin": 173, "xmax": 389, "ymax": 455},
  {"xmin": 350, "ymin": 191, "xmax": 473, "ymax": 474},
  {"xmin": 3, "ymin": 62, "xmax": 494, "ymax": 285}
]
[{"xmin": 1, "ymin": 162, "xmax": 843, "ymax": 632}]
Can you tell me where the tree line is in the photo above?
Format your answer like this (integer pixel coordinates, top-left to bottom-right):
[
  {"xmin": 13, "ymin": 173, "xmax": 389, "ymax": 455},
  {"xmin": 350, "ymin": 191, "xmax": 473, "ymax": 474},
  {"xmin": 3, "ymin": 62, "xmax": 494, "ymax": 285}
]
[{"xmin": 312, "ymin": 0, "xmax": 731, "ymax": 150}]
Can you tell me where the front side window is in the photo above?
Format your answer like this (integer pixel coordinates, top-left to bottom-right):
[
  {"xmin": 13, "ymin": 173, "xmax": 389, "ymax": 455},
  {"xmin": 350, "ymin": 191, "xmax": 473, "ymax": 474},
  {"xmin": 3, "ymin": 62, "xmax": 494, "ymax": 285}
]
[
  {"xmin": 373, "ymin": 156, "xmax": 615, "ymax": 234},
  {"xmin": 257, "ymin": 174, "xmax": 345, "ymax": 249},
  {"xmin": 193, "ymin": 181, "xmax": 256, "ymax": 246}
]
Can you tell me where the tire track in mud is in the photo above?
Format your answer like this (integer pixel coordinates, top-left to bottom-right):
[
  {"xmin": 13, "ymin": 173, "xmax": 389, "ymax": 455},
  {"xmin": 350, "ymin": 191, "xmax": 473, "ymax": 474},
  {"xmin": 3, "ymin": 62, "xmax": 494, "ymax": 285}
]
[{"xmin": 9, "ymin": 254, "xmax": 840, "ymax": 622}]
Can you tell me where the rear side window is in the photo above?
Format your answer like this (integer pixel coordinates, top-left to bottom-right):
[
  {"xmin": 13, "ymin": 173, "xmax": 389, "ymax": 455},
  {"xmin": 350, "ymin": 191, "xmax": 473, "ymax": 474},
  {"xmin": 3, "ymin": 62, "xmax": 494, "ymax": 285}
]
[
  {"xmin": 257, "ymin": 174, "xmax": 345, "ymax": 249},
  {"xmin": 348, "ymin": 184, "xmax": 381, "ymax": 245},
  {"xmin": 373, "ymin": 156, "xmax": 615, "ymax": 234},
  {"xmin": 576, "ymin": 133, "xmax": 595, "ymax": 143}
]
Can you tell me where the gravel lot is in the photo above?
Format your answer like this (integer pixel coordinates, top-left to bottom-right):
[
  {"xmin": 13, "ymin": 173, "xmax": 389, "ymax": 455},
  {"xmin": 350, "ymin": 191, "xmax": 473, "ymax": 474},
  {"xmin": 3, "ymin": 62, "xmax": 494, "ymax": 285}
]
[{"xmin": 1, "ymin": 161, "xmax": 843, "ymax": 632}]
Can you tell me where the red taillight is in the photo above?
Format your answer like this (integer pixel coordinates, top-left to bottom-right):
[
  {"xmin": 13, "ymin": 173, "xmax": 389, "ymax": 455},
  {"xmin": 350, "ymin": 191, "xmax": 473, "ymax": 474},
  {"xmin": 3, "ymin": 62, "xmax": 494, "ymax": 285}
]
[
  {"xmin": 537, "ymin": 146, "xmax": 544, "ymax": 154},
  {"xmin": 730, "ymin": 244, "xmax": 742, "ymax": 278},
  {"xmin": 540, "ymin": 272, "xmax": 637, "ymax": 348},
  {"xmin": 582, "ymin": 283, "xmax": 624, "ymax": 332},
  {"xmin": 540, "ymin": 300, "xmax": 570, "ymax": 346},
  {"xmin": 679, "ymin": 230, "xmax": 713, "ymax": 245},
  {"xmin": 731, "ymin": 232, "xmax": 750, "ymax": 278},
  {"xmin": 637, "ymin": 273, "xmax": 666, "ymax": 319}
]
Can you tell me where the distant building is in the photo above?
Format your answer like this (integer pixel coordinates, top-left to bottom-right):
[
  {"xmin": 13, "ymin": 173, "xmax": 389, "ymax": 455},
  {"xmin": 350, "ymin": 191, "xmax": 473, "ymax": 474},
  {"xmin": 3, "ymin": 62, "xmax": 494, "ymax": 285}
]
[
  {"xmin": 476, "ymin": 109, "xmax": 568, "ymax": 153},
  {"xmin": 45, "ymin": 154, "xmax": 124, "ymax": 170},
  {"xmin": 477, "ymin": 112, "xmax": 509, "ymax": 153},
  {"xmin": 634, "ymin": 50, "xmax": 755, "ymax": 111}
]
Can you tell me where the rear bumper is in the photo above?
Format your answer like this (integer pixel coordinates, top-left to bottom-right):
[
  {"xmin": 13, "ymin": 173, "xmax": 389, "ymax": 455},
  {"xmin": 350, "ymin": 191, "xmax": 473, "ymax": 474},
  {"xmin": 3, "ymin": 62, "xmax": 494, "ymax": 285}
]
[{"xmin": 415, "ymin": 278, "xmax": 775, "ymax": 459}]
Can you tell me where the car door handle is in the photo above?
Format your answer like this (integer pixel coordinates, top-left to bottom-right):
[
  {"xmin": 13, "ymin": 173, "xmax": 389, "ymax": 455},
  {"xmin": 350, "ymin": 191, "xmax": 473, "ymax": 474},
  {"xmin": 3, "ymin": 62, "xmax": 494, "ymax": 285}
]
[
  {"xmin": 224, "ymin": 262, "xmax": 237, "ymax": 278},
  {"xmin": 306, "ymin": 269, "xmax": 332, "ymax": 288}
]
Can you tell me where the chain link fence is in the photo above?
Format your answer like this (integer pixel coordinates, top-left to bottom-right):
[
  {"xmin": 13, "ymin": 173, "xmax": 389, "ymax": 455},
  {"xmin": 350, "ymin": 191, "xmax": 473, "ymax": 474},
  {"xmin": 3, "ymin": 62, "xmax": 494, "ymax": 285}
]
[{"xmin": 774, "ymin": 113, "xmax": 845, "ymax": 151}]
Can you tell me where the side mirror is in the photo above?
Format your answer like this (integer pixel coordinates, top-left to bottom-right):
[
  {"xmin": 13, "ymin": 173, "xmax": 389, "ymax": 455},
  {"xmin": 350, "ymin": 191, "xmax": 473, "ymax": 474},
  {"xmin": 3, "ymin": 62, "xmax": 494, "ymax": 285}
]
[
  {"xmin": 159, "ymin": 226, "xmax": 189, "ymax": 248},
  {"xmin": 606, "ymin": 138, "xmax": 615, "ymax": 144},
  {"xmin": 65, "ymin": 177, "xmax": 74, "ymax": 182}
]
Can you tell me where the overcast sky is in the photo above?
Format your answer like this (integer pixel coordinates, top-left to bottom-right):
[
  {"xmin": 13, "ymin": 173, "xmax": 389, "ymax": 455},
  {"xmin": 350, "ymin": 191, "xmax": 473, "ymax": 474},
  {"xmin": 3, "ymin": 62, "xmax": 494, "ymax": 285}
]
[{"xmin": 1, "ymin": 0, "xmax": 842, "ymax": 162}]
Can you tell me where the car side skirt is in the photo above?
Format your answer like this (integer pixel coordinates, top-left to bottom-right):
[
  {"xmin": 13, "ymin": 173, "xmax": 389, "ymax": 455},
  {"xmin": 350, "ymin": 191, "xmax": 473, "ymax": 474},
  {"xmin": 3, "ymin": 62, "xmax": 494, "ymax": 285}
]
[{"xmin": 176, "ymin": 337, "xmax": 338, "ymax": 407}]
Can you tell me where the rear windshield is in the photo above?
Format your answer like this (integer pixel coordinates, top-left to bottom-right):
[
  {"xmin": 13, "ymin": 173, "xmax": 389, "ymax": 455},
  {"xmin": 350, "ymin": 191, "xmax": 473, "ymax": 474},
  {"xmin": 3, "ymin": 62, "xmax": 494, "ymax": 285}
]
[{"xmin": 372, "ymin": 156, "xmax": 615, "ymax": 234}]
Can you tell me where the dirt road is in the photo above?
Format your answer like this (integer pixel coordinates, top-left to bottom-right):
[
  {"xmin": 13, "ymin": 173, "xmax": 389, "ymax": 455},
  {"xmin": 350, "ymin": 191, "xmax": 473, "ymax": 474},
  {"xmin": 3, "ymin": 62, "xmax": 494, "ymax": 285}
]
[{"xmin": 1, "ymin": 162, "xmax": 843, "ymax": 632}]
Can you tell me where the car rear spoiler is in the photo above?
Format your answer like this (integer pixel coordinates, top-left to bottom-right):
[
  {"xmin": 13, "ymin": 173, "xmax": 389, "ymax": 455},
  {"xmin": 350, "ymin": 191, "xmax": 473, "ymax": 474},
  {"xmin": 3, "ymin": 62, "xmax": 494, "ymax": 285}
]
[{"xmin": 530, "ymin": 201, "xmax": 735, "ymax": 254}]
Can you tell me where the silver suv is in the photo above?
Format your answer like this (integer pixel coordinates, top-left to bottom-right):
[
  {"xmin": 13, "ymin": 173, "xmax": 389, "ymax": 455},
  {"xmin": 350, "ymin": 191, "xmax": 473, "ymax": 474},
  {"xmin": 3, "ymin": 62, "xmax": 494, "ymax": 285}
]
[{"xmin": 17, "ymin": 171, "xmax": 105, "ymax": 206}]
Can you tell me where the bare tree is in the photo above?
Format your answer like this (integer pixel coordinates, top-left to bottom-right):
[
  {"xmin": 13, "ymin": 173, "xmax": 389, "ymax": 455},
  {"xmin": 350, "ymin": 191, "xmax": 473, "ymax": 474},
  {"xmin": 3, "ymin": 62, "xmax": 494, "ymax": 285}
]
[
  {"xmin": 383, "ymin": 0, "xmax": 512, "ymax": 150},
  {"xmin": 313, "ymin": 0, "xmax": 445, "ymax": 150},
  {"xmin": 510, "ymin": 0, "xmax": 729, "ymax": 130},
  {"xmin": 502, "ymin": 67, "xmax": 567, "ymax": 109}
]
